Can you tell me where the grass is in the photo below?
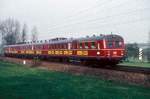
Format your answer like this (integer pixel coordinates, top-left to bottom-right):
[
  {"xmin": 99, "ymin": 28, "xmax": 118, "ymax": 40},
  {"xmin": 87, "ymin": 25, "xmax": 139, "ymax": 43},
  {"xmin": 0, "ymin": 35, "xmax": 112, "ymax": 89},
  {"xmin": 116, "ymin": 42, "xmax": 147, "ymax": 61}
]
[
  {"xmin": 0, "ymin": 61, "xmax": 150, "ymax": 99},
  {"xmin": 119, "ymin": 61, "xmax": 150, "ymax": 68}
]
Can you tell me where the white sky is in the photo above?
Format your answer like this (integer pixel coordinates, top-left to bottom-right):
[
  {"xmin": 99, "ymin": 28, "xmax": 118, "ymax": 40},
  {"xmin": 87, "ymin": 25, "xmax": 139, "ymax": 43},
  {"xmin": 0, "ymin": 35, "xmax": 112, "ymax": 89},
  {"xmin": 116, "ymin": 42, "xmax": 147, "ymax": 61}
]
[{"xmin": 0, "ymin": 0, "xmax": 150, "ymax": 43}]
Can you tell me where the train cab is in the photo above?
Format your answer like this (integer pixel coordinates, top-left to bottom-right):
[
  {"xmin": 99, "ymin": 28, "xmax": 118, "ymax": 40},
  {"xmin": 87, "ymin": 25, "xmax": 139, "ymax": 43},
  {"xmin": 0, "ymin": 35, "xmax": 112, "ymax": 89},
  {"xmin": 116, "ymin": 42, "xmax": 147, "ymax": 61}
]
[{"xmin": 99, "ymin": 35, "xmax": 125, "ymax": 64}]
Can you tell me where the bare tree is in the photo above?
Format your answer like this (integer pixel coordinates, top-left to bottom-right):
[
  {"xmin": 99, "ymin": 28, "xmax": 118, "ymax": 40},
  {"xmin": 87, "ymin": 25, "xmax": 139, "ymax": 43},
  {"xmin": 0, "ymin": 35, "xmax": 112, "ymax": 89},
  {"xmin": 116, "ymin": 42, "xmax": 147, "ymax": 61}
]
[
  {"xmin": 21, "ymin": 23, "xmax": 28, "ymax": 43},
  {"xmin": 0, "ymin": 18, "xmax": 21, "ymax": 45},
  {"xmin": 0, "ymin": 21, "xmax": 4, "ymax": 55},
  {"xmin": 31, "ymin": 26, "xmax": 38, "ymax": 42}
]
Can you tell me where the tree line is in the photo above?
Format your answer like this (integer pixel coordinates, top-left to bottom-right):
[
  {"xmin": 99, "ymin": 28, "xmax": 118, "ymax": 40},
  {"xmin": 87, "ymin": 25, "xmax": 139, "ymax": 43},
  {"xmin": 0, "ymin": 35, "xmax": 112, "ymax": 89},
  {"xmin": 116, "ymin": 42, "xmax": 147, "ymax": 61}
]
[
  {"xmin": 125, "ymin": 42, "xmax": 150, "ymax": 63},
  {"xmin": 0, "ymin": 18, "xmax": 38, "ymax": 45}
]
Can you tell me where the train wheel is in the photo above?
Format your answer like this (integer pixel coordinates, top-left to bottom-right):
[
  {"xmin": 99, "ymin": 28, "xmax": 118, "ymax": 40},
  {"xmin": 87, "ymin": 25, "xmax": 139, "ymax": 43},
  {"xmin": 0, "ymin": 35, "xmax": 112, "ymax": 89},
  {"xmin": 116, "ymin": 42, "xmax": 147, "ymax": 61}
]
[
  {"xmin": 81, "ymin": 60, "xmax": 90, "ymax": 66},
  {"xmin": 62, "ymin": 58, "xmax": 69, "ymax": 63}
]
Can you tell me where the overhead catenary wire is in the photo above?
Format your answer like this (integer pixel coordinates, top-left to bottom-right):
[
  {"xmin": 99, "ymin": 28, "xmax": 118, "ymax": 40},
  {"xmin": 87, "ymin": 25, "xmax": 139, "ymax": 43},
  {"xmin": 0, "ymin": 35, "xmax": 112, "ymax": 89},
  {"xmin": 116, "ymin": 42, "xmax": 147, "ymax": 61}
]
[
  {"xmin": 39, "ymin": 16, "xmax": 150, "ymax": 40},
  {"xmin": 38, "ymin": 0, "xmax": 149, "ymax": 40},
  {"xmin": 49, "ymin": 0, "xmax": 130, "ymax": 29},
  {"xmin": 48, "ymin": 7, "xmax": 150, "ymax": 31},
  {"xmin": 49, "ymin": 0, "xmax": 113, "ymax": 27}
]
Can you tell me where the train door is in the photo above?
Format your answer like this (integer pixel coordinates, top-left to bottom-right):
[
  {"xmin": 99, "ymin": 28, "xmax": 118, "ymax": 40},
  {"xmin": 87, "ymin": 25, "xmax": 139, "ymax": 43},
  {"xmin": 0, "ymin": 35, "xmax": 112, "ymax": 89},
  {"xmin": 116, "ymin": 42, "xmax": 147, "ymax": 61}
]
[
  {"xmin": 72, "ymin": 40, "xmax": 77, "ymax": 49},
  {"xmin": 32, "ymin": 45, "xmax": 34, "ymax": 50},
  {"xmin": 68, "ymin": 43, "xmax": 71, "ymax": 50}
]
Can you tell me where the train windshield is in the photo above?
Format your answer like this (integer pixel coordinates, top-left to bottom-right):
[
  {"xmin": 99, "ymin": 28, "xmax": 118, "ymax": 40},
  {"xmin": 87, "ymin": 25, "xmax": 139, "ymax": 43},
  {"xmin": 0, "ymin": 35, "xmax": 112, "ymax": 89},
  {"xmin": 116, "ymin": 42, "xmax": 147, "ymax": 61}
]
[{"xmin": 105, "ymin": 35, "xmax": 124, "ymax": 48}]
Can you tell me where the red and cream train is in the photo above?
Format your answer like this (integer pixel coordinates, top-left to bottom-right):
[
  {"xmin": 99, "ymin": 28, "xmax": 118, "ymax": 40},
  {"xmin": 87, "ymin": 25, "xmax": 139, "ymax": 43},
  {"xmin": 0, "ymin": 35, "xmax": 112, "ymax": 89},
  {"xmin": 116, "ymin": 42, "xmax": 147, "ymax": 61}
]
[{"xmin": 4, "ymin": 34, "xmax": 125, "ymax": 65}]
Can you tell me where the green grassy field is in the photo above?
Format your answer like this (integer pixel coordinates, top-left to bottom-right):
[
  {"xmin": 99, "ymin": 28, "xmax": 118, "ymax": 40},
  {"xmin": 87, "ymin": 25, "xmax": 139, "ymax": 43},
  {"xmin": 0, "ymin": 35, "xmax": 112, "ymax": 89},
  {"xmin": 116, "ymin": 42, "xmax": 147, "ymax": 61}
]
[{"xmin": 0, "ymin": 61, "xmax": 150, "ymax": 99}]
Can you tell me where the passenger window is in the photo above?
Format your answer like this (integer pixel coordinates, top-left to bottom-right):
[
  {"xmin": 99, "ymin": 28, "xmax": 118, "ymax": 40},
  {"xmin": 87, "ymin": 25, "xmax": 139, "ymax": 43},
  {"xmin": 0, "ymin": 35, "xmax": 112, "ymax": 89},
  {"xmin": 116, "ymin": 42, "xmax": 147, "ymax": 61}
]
[
  {"xmin": 107, "ymin": 41, "xmax": 113, "ymax": 48},
  {"xmin": 79, "ymin": 43, "xmax": 82, "ymax": 49},
  {"xmin": 85, "ymin": 42, "xmax": 89, "ymax": 49},
  {"xmin": 63, "ymin": 44, "xmax": 67, "ymax": 49},
  {"xmin": 91, "ymin": 42, "xmax": 96, "ymax": 49},
  {"xmin": 115, "ymin": 41, "xmax": 122, "ymax": 48},
  {"xmin": 51, "ymin": 45, "xmax": 53, "ymax": 49}
]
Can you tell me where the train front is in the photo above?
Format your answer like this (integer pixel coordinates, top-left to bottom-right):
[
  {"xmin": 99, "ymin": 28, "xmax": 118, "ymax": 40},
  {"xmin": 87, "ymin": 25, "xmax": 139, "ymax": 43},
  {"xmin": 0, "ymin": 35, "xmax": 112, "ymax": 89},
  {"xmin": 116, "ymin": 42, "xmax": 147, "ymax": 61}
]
[{"xmin": 98, "ymin": 34, "xmax": 125, "ymax": 65}]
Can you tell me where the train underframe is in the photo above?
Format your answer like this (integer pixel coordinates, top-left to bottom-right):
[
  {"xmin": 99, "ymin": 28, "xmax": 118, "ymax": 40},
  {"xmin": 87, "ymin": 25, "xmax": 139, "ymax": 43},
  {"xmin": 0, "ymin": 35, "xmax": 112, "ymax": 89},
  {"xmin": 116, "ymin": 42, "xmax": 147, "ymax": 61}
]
[{"xmin": 4, "ymin": 53, "xmax": 123, "ymax": 66}]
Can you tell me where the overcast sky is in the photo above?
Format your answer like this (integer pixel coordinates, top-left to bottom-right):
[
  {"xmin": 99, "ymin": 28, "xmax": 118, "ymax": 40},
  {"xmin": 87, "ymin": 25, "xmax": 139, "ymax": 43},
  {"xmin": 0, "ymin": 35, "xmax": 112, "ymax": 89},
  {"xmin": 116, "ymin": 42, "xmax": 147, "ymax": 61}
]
[{"xmin": 0, "ymin": 0, "xmax": 150, "ymax": 43}]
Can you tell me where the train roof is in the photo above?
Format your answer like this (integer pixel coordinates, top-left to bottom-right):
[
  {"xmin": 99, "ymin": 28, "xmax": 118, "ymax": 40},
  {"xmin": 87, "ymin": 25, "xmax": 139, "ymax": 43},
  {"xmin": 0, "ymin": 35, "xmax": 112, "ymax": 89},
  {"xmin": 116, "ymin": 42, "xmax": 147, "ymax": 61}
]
[{"xmin": 4, "ymin": 34, "xmax": 123, "ymax": 47}]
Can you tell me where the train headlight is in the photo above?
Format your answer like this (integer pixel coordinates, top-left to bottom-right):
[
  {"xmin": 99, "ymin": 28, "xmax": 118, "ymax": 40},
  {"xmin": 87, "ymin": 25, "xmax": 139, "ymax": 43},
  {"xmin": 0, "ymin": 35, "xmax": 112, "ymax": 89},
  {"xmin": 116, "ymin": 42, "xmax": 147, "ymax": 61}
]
[
  {"xmin": 97, "ymin": 51, "xmax": 100, "ymax": 55},
  {"xmin": 113, "ymin": 51, "xmax": 117, "ymax": 55},
  {"xmin": 121, "ymin": 51, "xmax": 124, "ymax": 55}
]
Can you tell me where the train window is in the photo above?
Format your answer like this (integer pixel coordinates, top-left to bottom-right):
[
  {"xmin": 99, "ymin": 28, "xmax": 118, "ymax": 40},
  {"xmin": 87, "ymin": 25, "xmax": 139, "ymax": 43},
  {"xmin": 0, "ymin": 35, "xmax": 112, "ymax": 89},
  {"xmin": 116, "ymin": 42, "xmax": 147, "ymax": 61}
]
[
  {"xmin": 85, "ymin": 42, "xmax": 88, "ymax": 49},
  {"xmin": 63, "ymin": 44, "xmax": 66, "ymax": 49},
  {"xmin": 91, "ymin": 42, "xmax": 96, "ymax": 49},
  {"xmin": 65, "ymin": 44, "xmax": 68, "ymax": 49},
  {"xmin": 54, "ymin": 44, "xmax": 56, "ymax": 49},
  {"xmin": 60, "ymin": 44, "xmax": 63, "ymax": 49},
  {"xmin": 107, "ymin": 41, "xmax": 113, "ymax": 48},
  {"xmin": 79, "ymin": 43, "xmax": 82, "ymax": 49},
  {"xmin": 63, "ymin": 45, "xmax": 65, "ymax": 49},
  {"xmin": 43, "ymin": 45, "xmax": 47, "ymax": 49},
  {"xmin": 48, "ymin": 45, "xmax": 51, "ymax": 49},
  {"xmin": 57, "ymin": 44, "xmax": 59, "ymax": 49},
  {"xmin": 55, "ymin": 44, "xmax": 57, "ymax": 49},
  {"xmin": 50, "ymin": 45, "xmax": 52, "ymax": 49},
  {"xmin": 59, "ymin": 44, "xmax": 61, "ymax": 49},
  {"xmin": 72, "ymin": 43, "xmax": 76, "ymax": 49},
  {"xmin": 53, "ymin": 45, "xmax": 55, "ymax": 49},
  {"xmin": 115, "ymin": 41, "xmax": 122, "ymax": 48},
  {"xmin": 53, "ymin": 45, "xmax": 54, "ymax": 49},
  {"xmin": 50, "ymin": 45, "xmax": 53, "ymax": 49}
]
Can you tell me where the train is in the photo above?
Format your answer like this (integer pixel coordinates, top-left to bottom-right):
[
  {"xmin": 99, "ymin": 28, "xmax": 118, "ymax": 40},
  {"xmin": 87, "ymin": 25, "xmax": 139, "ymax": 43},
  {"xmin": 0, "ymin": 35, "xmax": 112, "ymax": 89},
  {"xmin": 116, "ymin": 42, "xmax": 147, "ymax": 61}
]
[{"xmin": 4, "ymin": 34, "xmax": 125, "ymax": 66}]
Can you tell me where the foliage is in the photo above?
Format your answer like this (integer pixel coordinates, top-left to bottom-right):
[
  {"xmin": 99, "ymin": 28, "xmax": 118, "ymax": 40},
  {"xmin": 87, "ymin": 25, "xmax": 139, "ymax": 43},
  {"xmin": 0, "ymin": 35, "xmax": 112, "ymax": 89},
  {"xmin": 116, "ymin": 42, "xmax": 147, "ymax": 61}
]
[
  {"xmin": 147, "ymin": 48, "xmax": 150, "ymax": 63},
  {"xmin": 0, "ymin": 61, "xmax": 150, "ymax": 99},
  {"xmin": 125, "ymin": 43, "xmax": 139, "ymax": 59},
  {"xmin": 0, "ymin": 18, "xmax": 21, "ymax": 45},
  {"xmin": 31, "ymin": 26, "xmax": 38, "ymax": 42},
  {"xmin": 21, "ymin": 24, "xmax": 28, "ymax": 43}
]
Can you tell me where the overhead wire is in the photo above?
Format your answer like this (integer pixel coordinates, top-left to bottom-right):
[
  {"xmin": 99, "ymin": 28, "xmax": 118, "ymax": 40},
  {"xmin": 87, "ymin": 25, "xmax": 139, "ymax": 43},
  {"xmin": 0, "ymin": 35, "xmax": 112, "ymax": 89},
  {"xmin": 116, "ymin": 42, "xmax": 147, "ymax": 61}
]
[
  {"xmin": 48, "ymin": 0, "xmax": 139, "ymax": 30},
  {"xmin": 40, "ymin": 0, "xmax": 149, "ymax": 39},
  {"xmin": 39, "ymin": 16, "xmax": 150, "ymax": 39},
  {"xmin": 48, "ymin": 0, "xmax": 116, "ymax": 28},
  {"xmin": 48, "ymin": 7, "xmax": 150, "ymax": 31},
  {"xmin": 49, "ymin": 0, "xmax": 113, "ymax": 27}
]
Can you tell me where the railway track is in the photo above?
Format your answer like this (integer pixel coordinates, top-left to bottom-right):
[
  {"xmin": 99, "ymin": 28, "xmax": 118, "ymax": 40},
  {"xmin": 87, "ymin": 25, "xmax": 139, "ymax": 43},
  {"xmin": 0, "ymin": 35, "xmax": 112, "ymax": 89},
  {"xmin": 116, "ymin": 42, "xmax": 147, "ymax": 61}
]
[
  {"xmin": 36, "ymin": 60, "xmax": 150, "ymax": 74},
  {"xmin": 35, "ymin": 59, "xmax": 150, "ymax": 74},
  {"xmin": 1, "ymin": 56, "xmax": 150, "ymax": 74},
  {"xmin": 101, "ymin": 65, "xmax": 150, "ymax": 74},
  {"xmin": 67, "ymin": 63, "xmax": 150, "ymax": 74},
  {"xmin": 54, "ymin": 59, "xmax": 150, "ymax": 74}
]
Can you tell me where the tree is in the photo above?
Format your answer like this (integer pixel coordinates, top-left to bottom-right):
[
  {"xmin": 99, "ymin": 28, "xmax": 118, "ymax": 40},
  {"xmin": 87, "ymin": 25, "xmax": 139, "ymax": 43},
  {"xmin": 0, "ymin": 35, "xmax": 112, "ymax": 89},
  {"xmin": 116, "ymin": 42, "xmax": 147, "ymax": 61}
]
[
  {"xmin": 31, "ymin": 26, "xmax": 38, "ymax": 42},
  {"xmin": 0, "ymin": 18, "xmax": 21, "ymax": 45},
  {"xmin": 125, "ymin": 43, "xmax": 139, "ymax": 59},
  {"xmin": 21, "ymin": 24, "xmax": 28, "ymax": 43}
]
